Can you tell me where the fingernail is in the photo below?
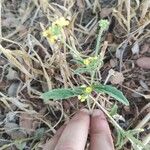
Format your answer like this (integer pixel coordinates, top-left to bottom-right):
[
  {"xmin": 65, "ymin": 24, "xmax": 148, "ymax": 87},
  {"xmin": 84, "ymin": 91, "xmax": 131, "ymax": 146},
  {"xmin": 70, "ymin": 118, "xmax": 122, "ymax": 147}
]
[
  {"xmin": 71, "ymin": 109, "xmax": 89, "ymax": 121},
  {"xmin": 80, "ymin": 108, "xmax": 89, "ymax": 114},
  {"xmin": 92, "ymin": 109, "xmax": 105, "ymax": 118}
]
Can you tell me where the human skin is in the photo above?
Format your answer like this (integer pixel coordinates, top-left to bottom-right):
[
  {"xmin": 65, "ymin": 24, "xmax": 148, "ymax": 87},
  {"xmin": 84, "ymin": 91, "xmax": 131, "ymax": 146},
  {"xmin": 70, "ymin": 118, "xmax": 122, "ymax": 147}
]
[{"xmin": 43, "ymin": 109, "xmax": 114, "ymax": 150}]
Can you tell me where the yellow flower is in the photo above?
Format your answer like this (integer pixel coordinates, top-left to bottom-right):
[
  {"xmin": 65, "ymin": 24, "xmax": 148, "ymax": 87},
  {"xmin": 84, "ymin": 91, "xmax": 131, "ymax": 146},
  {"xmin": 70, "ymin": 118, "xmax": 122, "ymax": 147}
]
[
  {"xmin": 78, "ymin": 95, "xmax": 88, "ymax": 102},
  {"xmin": 47, "ymin": 35, "xmax": 58, "ymax": 43},
  {"xmin": 88, "ymin": 56, "xmax": 98, "ymax": 61},
  {"xmin": 52, "ymin": 17, "xmax": 69, "ymax": 27},
  {"xmin": 83, "ymin": 58, "xmax": 91, "ymax": 66},
  {"xmin": 93, "ymin": 56, "xmax": 98, "ymax": 60},
  {"xmin": 85, "ymin": 86, "xmax": 93, "ymax": 94},
  {"xmin": 42, "ymin": 17, "xmax": 69, "ymax": 44},
  {"xmin": 78, "ymin": 85, "xmax": 93, "ymax": 102},
  {"xmin": 83, "ymin": 56, "xmax": 98, "ymax": 66},
  {"xmin": 42, "ymin": 27, "xmax": 59, "ymax": 43},
  {"xmin": 42, "ymin": 29, "xmax": 50, "ymax": 37}
]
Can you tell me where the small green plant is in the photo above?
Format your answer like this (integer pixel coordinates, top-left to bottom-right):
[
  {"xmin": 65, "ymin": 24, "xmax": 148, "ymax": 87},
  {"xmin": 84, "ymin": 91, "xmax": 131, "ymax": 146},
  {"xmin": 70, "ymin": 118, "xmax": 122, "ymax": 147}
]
[
  {"xmin": 42, "ymin": 17, "xmax": 69, "ymax": 43},
  {"xmin": 40, "ymin": 18, "xmax": 150, "ymax": 150},
  {"xmin": 41, "ymin": 19, "xmax": 129, "ymax": 106},
  {"xmin": 116, "ymin": 128, "xmax": 148, "ymax": 150}
]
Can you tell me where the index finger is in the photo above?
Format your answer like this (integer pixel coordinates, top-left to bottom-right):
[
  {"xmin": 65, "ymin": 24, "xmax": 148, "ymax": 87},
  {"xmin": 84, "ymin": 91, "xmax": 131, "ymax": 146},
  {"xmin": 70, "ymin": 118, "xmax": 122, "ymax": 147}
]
[
  {"xmin": 90, "ymin": 109, "xmax": 114, "ymax": 150},
  {"xmin": 55, "ymin": 109, "xmax": 90, "ymax": 150}
]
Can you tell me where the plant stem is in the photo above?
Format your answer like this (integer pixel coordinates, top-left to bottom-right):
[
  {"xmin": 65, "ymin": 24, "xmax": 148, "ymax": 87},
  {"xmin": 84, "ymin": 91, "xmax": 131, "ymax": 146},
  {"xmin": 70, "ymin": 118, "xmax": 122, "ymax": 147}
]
[
  {"xmin": 91, "ymin": 28, "xmax": 103, "ymax": 85},
  {"xmin": 91, "ymin": 71, "xmax": 95, "ymax": 84},
  {"xmin": 87, "ymin": 96, "xmax": 92, "ymax": 112},
  {"xmin": 61, "ymin": 36, "xmax": 83, "ymax": 60},
  {"xmin": 95, "ymin": 28, "xmax": 103, "ymax": 56}
]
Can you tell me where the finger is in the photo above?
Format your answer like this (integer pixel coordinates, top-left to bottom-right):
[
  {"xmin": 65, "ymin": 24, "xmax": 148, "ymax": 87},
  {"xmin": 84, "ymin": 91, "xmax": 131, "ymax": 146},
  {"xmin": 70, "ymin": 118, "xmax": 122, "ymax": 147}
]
[
  {"xmin": 55, "ymin": 109, "xmax": 90, "ymax": 150},
  {"xmin": 43, "ymin": 125, "xmax": 66, "ymax": 150},
  {"xmin": 90, "ymin": 109, "xmax": 114, "ymax": 150}
]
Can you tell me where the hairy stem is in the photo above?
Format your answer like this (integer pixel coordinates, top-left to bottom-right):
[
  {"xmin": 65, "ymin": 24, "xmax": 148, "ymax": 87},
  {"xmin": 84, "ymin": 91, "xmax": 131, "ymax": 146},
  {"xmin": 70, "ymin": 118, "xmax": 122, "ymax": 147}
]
[{"xmin": 95, "ymin": 28, "xmax": 103, "ymax": 56}]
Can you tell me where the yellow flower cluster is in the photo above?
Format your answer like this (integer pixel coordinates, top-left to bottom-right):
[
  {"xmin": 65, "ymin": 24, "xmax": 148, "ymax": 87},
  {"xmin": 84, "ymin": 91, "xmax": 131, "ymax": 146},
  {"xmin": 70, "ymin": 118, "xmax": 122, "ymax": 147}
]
[
  {"xmin": 83, "ymin": 56, "xmax": 98, "ymax": 66},
  {"xmin": 78, "ymin": 95, "xmax": 88, "ymax": 102},
  {"xmin": 42, "ymin": 17, "xmax": 69, "ymax": 43},
  {"xmin": 52, "ymin": 17, "xmax": 69, "ymax": 27},
  {"xmin": 78, "ymin": 86, "xmax": 93, "ymax": 102},
  {"xmin": 85, "ymin": 86, "xmax": 93, "ymax": 94},
  {"xmin": 42, "ymin": 27, "xmax": 58, "ymax": 43}
]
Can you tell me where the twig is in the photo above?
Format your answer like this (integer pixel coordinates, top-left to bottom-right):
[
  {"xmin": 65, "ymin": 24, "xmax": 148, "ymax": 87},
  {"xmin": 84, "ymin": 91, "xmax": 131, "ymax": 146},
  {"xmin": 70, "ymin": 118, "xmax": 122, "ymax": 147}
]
[
  {"xmin": 142, "ymin": 133, "xmax": 150, "ymax": 146},
  {"xmin": 27, "ymin": 34, "xmax": 52, "ymax": 90},
  {"xmin": 135, "ymin": 112, "xmax": 150, "ymax": 129}
]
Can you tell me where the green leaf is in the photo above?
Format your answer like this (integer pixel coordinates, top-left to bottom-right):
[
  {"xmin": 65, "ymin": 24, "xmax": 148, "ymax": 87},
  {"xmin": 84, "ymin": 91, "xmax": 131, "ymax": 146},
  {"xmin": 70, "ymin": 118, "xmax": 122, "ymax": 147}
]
[
  {"xmin": 15, "ymin": 141, "xmax": 26, "ymax": 150},
  {"xmin": 74, "ymin": 67, "xmax": 91, "ymax": 74},
  {"xmin": 34, "ymin": 128, "xmax": 45, "ymax": 140},
  {"xmin": 116, "ymin": 130, "xmax": 126, "ymax": 148},
  {"xmin": 99, "ymin": 19, "xmax": 109, "ymax": 30},
  {"xmin": 74, "ymin": 58, "xmax": 103, "ymax": 74},
  {"xmin": 109, "ymin": 104, "xmax": 118, "ymax": 116},
  {"xmin": 41, "ymin": 87, "xmax": 83, "ymax": 101},
  {"xmin": 94, "ymin": 84, "xmax": 129, "ymax": 106},
  {"xmin": 51, "ymin": 25, "xmax": 61, "ymax": 36},
  {"xmin": 71, "ymin": 59, "xmax": 83, "ymax": 65}
]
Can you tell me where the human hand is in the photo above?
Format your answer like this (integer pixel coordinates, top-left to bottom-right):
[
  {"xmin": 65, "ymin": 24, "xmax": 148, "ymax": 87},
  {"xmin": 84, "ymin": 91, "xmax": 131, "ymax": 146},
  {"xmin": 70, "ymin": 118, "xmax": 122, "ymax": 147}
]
[{"xmin": 43, "ymin": 109, "xmax": 114, "ymax": 150}]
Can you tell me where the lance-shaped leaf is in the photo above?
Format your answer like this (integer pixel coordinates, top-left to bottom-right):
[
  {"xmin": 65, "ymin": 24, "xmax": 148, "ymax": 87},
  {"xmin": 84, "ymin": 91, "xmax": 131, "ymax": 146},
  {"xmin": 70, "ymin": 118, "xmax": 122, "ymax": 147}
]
[
  {"xmin": 41, "ymin": 87, "xmax": 83, "ymax": 101},
  {"xmin": 94, "ymin": 84, "xmax": 129, "ymax": 106}
]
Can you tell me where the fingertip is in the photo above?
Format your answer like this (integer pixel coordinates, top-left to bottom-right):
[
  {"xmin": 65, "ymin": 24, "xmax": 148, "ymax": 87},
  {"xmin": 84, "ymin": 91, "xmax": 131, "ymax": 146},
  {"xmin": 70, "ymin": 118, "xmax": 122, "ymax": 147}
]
[
  {"xmin": 54, "ymin": 125, "xmax": 66, "ymax": 136},
  {"xmin": 80, "ymin": 108, "xmax": 89, "ymax": 114},
  {"xmin": 91, "ymin": 109, "xmax": 109, "ymax": 134},
  {"xmin": 71, "ymin": 108, "xmax": 90, "ymax": 123},
  {"xmin": 92, "ymin": 109, "xmax": 106, "ymax": 118},
  {"xmin": 79, "ymin": 108, "xmax": 90, "ymax": 117},
  {"xmin": 55, "ymin": 109, "xmax": 90, "ymax": 150},
  {"xmin": 90, "ymin": 109, "xmax": 114, "ymax": 150}
]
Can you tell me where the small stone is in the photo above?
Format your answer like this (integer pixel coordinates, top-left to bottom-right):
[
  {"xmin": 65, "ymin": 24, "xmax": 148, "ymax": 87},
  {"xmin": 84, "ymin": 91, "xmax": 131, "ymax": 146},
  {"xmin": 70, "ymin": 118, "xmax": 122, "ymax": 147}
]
[
  {"xmin": 136, "ymin": 57, "xmax": 150, "ymax": 69},
  {"xmin": 110, "ymin": 59, "xmax": 117, "ymax": 68},
  {"xmin": 110, "ymin": 71, "xmax": 124, "ymax": 84},
  {"xmin": 6, "ymin": 68, "xmax": 18, "ymax": 80},
  {"xmin": 4, "ymin": 122, "xmax": 19, "ymax": 135},
  {"xmin": 8, "ymin": 82, "xmax": 20, "ymax": 97},
  {"xmin": 140, "ymin": 43, "xmax": 150, "ymax": 54}
]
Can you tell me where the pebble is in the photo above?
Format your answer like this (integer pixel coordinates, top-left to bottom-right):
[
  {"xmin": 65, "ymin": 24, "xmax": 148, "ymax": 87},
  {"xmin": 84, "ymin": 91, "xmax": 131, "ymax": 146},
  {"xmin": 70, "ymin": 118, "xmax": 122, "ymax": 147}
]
[{"xmin": 136, "ymin": 57, "xmax": 150, "ymax": 69}]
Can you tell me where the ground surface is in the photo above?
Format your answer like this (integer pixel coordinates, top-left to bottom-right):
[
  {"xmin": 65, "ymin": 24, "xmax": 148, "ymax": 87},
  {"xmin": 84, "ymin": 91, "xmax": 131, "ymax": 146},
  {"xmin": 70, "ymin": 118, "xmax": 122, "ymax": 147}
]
[{"xmin": 0, "ymin": 0, "xmax": 150, "ymax": 150}]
